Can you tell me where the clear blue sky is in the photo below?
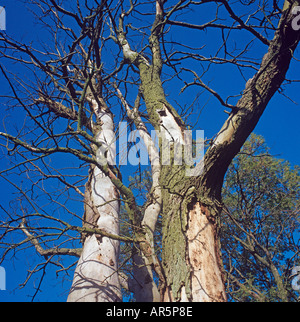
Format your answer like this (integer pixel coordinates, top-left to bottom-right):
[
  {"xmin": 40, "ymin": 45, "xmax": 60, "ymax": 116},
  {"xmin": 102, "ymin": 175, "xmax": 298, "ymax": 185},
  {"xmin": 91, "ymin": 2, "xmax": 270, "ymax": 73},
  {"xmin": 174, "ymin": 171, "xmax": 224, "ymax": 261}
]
[{"xmin": 0, "ymin": 0, "xmax": 299, "ymax": 302}]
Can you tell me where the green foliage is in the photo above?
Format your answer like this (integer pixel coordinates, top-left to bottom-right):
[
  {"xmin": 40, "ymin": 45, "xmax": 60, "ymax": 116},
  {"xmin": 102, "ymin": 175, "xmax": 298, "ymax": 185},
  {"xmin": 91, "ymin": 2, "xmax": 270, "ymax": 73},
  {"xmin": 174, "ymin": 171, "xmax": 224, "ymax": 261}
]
[{"xmin": 221, "ymin": 134, "xmax": 300, "ymax": 302}]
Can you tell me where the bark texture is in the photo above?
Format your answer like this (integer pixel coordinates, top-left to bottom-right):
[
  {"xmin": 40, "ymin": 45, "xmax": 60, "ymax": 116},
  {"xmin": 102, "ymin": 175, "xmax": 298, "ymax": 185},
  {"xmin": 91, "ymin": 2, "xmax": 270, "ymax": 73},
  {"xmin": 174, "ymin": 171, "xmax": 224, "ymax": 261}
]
[
  {"xmin": 186, "ymin": 202, "xmax": 226, "ymax": 302},
  {"xmin": 1, "ymin": 0, "xmax": 299, "ymax": 305},
  {"xmin": 69, "ymin": 0, "xmax": 300, "ymax": 302},
  {"xmin": 68, "ymin": 99, "xmax": 121, "ymax": 302},
  {"xmin": 161, "ymin": 2, "xmax": 300, "ymax": 302}
]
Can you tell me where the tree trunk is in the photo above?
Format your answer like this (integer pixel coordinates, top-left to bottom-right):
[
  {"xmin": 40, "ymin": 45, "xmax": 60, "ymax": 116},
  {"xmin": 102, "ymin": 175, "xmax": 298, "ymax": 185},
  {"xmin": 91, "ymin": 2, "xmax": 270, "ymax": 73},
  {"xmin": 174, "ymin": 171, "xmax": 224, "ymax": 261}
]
[
  {"xmin": 67, "ymin": 0, "xmax": 299, "ymax": 302},
  {"xmin": 161, "ymin": 2, "xmax": 300, "ymax": 302},
  {"xmin": 186, "ymin": 202, "xmax": 226, "ymax": 302},
  {"xmin": 67, "ymin": 100, "xmax": 122, "ymax": 302},
  {"xmin": 160, "ymin": 163, "xmax": 226, "ymax": 302}
]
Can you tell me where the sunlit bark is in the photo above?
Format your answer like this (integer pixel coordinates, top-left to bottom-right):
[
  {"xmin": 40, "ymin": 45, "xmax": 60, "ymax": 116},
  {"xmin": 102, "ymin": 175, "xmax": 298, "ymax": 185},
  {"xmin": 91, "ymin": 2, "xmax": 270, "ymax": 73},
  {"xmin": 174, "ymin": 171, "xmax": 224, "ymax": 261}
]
[{"xmin": 68, "ymin": 98, "xmax": 121, "ymax": 302}]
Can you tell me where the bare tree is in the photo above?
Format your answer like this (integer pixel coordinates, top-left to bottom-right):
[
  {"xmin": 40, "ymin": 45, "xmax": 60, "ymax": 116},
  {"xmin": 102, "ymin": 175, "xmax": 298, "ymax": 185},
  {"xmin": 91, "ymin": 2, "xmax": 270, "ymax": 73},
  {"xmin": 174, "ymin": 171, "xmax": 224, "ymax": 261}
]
[{"xmin": 0, "ymin": 0, "xmax": 299, "ymax": 302}]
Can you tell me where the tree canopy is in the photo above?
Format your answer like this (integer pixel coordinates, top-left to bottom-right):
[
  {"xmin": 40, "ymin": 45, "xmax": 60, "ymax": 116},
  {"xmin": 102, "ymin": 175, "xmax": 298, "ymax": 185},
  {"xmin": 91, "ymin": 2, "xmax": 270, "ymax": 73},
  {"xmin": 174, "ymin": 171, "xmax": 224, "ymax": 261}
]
[
  {"xmin": 222, "ymin": 134, "xmax": 300, "ymax": 302},
  {"xmin": 0, "ymin": 0, "xmax": 299, "ymax": 302}
]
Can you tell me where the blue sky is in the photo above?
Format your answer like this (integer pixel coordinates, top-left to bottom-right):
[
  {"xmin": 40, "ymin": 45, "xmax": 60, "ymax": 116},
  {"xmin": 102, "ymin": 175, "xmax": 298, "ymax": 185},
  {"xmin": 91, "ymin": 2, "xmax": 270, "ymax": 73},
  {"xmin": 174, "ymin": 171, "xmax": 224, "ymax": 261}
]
[{"xmin": 0, "ymin": 0, "xmax": 299, "ymax": 301}]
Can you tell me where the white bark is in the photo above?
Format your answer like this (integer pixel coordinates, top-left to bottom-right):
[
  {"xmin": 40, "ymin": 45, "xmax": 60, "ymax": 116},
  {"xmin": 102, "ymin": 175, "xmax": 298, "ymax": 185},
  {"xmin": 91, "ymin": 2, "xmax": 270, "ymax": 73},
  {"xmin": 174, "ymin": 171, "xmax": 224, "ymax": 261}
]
[
  {"xmin": 132, "ymin": 126, "xmax": 161, "ymax": 301},
  {"xmin": 157, "ymin": 104, "xmax": 184, "ymax": 144},
  {"xmin": 115, "ymin": 87, "xmax": 161, "ymax": 301},
  {"xmin": 68, "ymin": 99, "xmax": 121, "ymax": 302}
]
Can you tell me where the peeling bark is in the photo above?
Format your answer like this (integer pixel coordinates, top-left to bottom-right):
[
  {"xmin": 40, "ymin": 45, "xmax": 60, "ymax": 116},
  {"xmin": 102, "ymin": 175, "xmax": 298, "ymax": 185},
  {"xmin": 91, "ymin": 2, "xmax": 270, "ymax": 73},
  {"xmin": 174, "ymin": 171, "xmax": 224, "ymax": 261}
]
[
  {"xmin": 69, "ymin": 0, "xmax": 299, "ymax": 303},
  {"xmin": 186, "ymin": 202, "xmax": 226, "ymax": 302},
  {"xmin": 161, "ymin": 2, "xmax": 299, "ymax": 302},
  {"xmin": 68, "ymin": 99, "xmax": 121, "ymax": 302},
  {"xmin": 2, "ymin": 0, "xmax": 299, "ymax": 304}
]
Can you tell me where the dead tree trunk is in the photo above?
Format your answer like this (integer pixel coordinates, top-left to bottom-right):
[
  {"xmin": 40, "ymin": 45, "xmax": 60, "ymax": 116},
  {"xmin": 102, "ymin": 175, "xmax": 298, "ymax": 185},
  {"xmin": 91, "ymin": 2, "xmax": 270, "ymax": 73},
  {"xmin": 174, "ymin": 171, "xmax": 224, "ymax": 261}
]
[{"xmin": 68, "ymin": 97, "xmax": 122, "ymax": 302}]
